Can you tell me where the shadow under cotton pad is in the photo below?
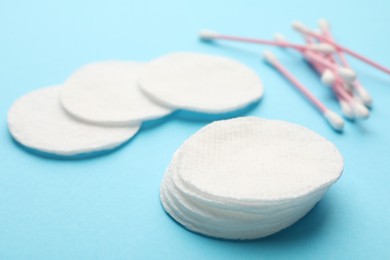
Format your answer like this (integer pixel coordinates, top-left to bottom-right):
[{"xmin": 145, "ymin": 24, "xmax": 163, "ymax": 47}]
[
  {"xmin": 138, "ymin": 52, "xmax": 264, "ymax": 114},
  {"xmin": 60, "ymin": 61, "xmax": 172, "ymax": 127},
  {"xmin": 7, "ymin": 86, "xmax": 140, "ymax": 157},
  {"xmin": 160, "ymin": 117, "xmax": 343, "ymax": 240}
]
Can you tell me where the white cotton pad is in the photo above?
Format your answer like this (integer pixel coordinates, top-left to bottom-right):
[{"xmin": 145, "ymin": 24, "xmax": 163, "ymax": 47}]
[
  {"xmin": 160, "ymin": 117, "xmax": 343, "ymax": 240},
  {"xmin": 138, "ymin": 52, "xmax": 264, "ymax": 114},
  {"xmin": 60, "ymin": 61, "xmax": 172, "ymax": 126},
  {"xmin": 177, "ymin": 117, "xmax": 343, "ymax": 202},
  {"xmin": 8, "ymin": 86, "xmax": 140, "ymax": 157}
]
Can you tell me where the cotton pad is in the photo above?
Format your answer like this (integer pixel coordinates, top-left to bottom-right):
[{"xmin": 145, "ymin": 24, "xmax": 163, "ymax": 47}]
[
  {"xmin": 8, "ymin": 86, "xmax": 140, "ymax": 157},
  {"xmin": 60, "ymin": 61, "xmax": 172, "ymax": 126},
  {"xmin": 160, "ymin": 117, "xmax": 343, "ymax": 239},
  {"xmin": 138, "ymin": 52, "xmax": 264, "ymax": 114}
]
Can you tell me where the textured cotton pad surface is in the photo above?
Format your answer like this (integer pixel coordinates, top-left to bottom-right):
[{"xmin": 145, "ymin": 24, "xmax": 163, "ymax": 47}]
[
  {"xmin": 160, "ymin": 117, "xmax": 343, "ymax": 240},
  {"xmin": 177, "ymin": 117, "xmax": 343, "ymax": 202},
  {"xmin": 60, "ymin": 61, "xmax": 172, "ymax": 126},
  {"xmin": 8, "ymin": 86, "xmax": 140, "ymax": 156},
  {"xmin": 138, "ymin": 52, "xmax": 264, "ymax": 113}
]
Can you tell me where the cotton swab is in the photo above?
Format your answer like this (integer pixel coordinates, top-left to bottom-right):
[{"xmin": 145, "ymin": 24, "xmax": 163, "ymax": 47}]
[
  {"xmin": 339, "ymin": 99, "xmax": 355, "ymax": 120},
  {"xmin": 199, "ymin": 30, "xmax": 335, "ymax": 54},
  {"xmin": 306, "ymin": 54, "xmax": 355, "ymax": 119},
  {"xmin": 321, "ymin": 69, "xmax": 336, "ymax": 86},
  {"xmin": 318, "ymin": 19, "xmax": 373, "ymax": 107},
  {"xmin": 263, "ymin": 51, "xmax": 344, "ymax": 131},
  {"xmin": 292, "ymin": 21, "xmax": 390, "ymax": 75},
  {"xmin": 304, "ymin": 22, "xmax": 370, "ymax": 119},
  {"xmin": 274, "ymin": 34, "xmax": 356, "ymax": 120},
  {"xmin": 199, "ymin": 22, "xmax": 375, "ymax": 129},
  {"xmin": 273, "ymin": 33, "xmax": 356, "ymax": 83},
  {"xmin": 309, "ymin": 53, "xmax": 370, "ymax": 119},
  {"xmin": 273, "ymin": 33, "xmax": 288, "ymax": 44},
  {"xmin": 333, "ymin": 83, "xmax": 370, "ymax": 119},
  {"xmin": 304, "ymin": 51, "xmax": 357, "ymax": 82},
  {"xmin": 321, "ymin": 69, "xmax": 353, "ymax": 93},
  {"xmin": 305, "ymin": 55, "xmax": 355, "ymax": 119},
  {"xmin": 313, "ymin": 59, "xmax": 369, "ymax": 119}
]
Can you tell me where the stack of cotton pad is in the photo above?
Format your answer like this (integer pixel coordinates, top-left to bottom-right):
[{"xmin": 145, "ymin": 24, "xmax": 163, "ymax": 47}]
[
  {"xmin": 160, "ymin": 117, "xmax": 343, "ymax": 240},
  {"xmin": 8, "ymin": 53, "xmax": 263, "ymax": 158}
]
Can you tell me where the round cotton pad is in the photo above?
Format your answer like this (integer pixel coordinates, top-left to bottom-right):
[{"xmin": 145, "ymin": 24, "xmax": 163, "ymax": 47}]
[
  {"xmin": 8, "ymin": 86, "xmax": 140, "ymax": 157},
  {"xmin": 138, "ymin": 52, "xmax": 264, "ymax": 114},
  {"xmin": 160, "ymin": 117, "xmax": 343, "ymax": 239},
  {"xmin": 178, "ymin": 117, "xmax": 343, "ymax": 202},
  {"xmin": 60, "ymin": 61, "xmax": 172, "ymax": 126}
]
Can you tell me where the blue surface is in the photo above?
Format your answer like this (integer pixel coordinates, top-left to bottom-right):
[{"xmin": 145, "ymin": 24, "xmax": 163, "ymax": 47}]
[{"xmin": 1, "ymin": 0, "xmax": 390, "ymax": 259}]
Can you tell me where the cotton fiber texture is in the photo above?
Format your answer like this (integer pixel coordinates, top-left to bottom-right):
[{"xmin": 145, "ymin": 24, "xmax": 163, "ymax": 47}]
[{"xmin": 160, "ymin": 117, "xmax": 343, "ymax": 240}]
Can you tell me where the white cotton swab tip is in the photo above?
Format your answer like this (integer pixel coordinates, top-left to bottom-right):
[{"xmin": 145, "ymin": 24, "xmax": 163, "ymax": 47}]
[
  {"xmin": 343, "ymin": 83, "xmax": 354, "ymax": 93},
  {"xmin": 308, "ymin": 43, "xmax": 335, "ymax": 54},
  {"xmin": 337, "ymin": 67, "xmax": 357, "ymax": 82},
  {"xmin": 273, "ymin": 33, "xmax": 286, "ymax": 42},
  {"xmin": 263, "ymin": 50, "xmax": 277, "ymax": 64},
  {"xmin": 340, "ymin": 100, "xmax": 355, "ymax": 120},
  {"xmin": 356, "ymin": 87, "xmax": 373, "ymax": 107},
  {"xmin": 318, "ymin": 19, "xmax": 330, "ymax": 32},
  {"xmin": 263, "ymin": 51, "xmax": 344, "ymax": 131},
  {"xmin": 352, "ymin": 100, "xmax": 370, "ymax": 119},
  {"xmin": 274, "ymin": 34, "xmax": 333, "ymax": 54},
  {"xmin": 324, "ymin": 110, "xmax": 345, "ymax": 131},
  {"xmin": 292, "ymin": 20, "xmax": 310, "ymax": 34},
  {"xmin": 321, "ymin": 69, "xmax": 335, "ymax": 86},
  {"xmin": 199, "ymin": 30, "xmax": 218, "ymax": 41}
]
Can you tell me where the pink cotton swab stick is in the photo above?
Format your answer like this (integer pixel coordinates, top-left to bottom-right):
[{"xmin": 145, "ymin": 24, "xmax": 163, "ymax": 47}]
[
  {"xmin": 324, "ymin": 71, "xmax": 369, "ymax": 119},
  {"xmin": 273, "ymin": 33, "xmax": 357, "ymax": 84},
  {"xmin": 318, "ymin": 19, "xmax": 373, "ymax": 107},
  {"xmin": 292, "ymin": 21, "xmax": 390, "ymax": 75},
  {"xmin": 333, "ymin": 82, "xmax": 370, "ymax": 119},
  {"xmin": 279, "ymin": 31, "xmax": 365, "ymax": 120},
  {"xmin": 199, "ymin": 30, "xmax": 335, "ymax": 54},
  {"xmin": 304, "ymin": 51, "xmax": 357, "ymax": 83},
  {"xmin": 322, "ymin": 70, "xmax": 354, "ymax": 95},
  {"xmin": 305, "ymin": 51, "xmax": 355, "ymax": 119},
  {"xmin": 310, "ymin": 54, "xmax": 370, "ymax": 119},
  {"xmin": 273, "ymin": 34, "xmax": 354, "ymax": 114},
  {"xmin": 263, "ymin": 50, "xmax": 344, "ymax": 131},
  {"xmin": 276, "ymin": 32, "xmax": 368, "ymax": 119},
  {"xmin": 317, "ymin": 67, "xmax": 355, "ymax": 119}
]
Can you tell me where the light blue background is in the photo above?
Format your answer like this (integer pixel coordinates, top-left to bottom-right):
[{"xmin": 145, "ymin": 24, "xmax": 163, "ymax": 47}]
[{"xmin": 1, "ymin": 0, "xmax": 389, "ymax": 259}]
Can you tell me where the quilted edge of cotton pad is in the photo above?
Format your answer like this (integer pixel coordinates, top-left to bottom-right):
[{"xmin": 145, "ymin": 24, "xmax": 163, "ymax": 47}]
[
  {"xmin": 7, "ymin": 85, "xmax": 141, "ymax": 156},
  {"xmin": 165, "ymin": 165, "xmax": 323, "ymax": 228},
  {"xmin": 160, "ymin": 163, "xmax": 326, "ymax": 240},
  {"xmin": 173, "ymin": 166, "xmax": 329, "ymax": 215},
  {"xmin": 138, "ymin": 52, "xmax": 264, "ymax": 114},
  {"xmin": 174, "ymin": 116, "xmax": 344, "ymax": 203},
  {"xmin": 167, "ymin": 150, "xmax": 328, "ymax": 214},
  {"xmin": 11, "ymin": 138, "xmax": 132, "ymax": 160},
  {"xmin": 159, "ymin": 154, "xmax": 319, "ymax": 239},
  {"xmin": 60, "ymin": 61, "xmax": 173, "ymax": 127}
]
